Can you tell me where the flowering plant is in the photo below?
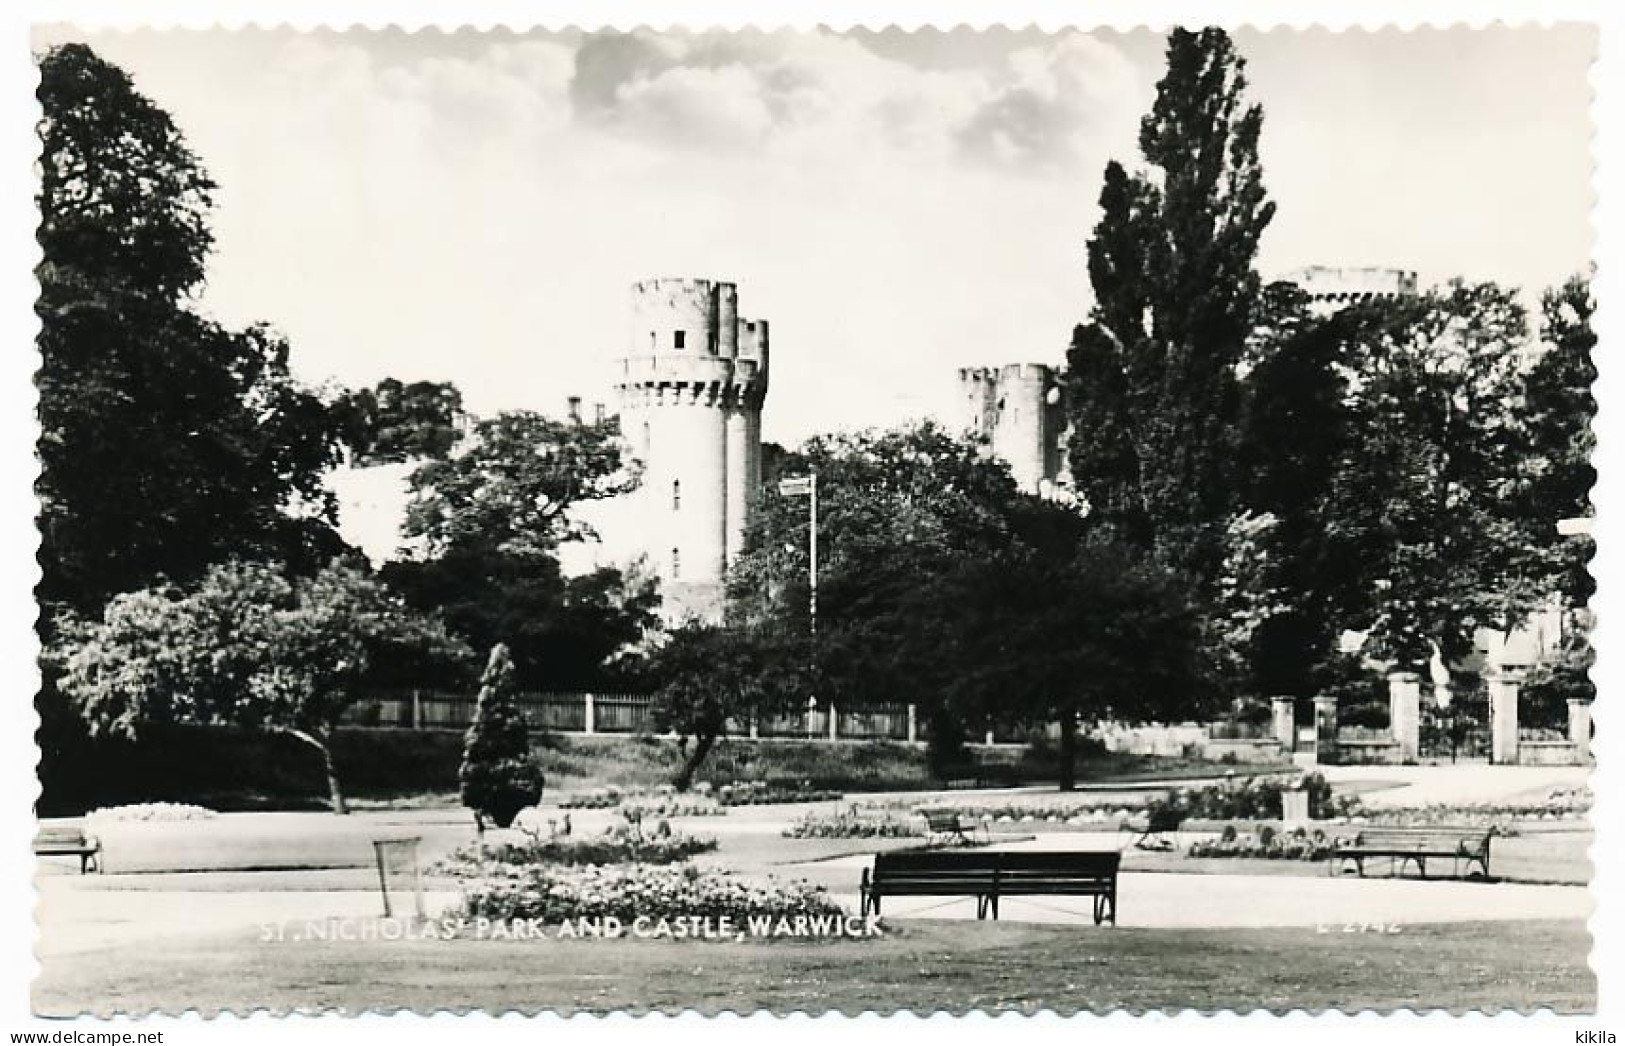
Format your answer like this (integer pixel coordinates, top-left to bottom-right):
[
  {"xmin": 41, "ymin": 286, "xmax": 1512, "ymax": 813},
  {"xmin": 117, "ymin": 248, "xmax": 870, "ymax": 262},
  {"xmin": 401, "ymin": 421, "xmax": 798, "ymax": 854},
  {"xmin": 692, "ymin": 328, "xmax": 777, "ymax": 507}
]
[{"xmin": 460, "ymin": 862, "xmax": 845, "ymax": 924}]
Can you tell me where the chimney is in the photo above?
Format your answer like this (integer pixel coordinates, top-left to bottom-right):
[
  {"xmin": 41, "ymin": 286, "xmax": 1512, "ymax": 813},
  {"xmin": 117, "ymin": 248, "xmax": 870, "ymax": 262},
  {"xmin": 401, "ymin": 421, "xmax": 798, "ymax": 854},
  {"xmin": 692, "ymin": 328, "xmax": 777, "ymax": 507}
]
[{"xmin": 567, "ymin": 396, "xmax": 582, "ymax": 423}]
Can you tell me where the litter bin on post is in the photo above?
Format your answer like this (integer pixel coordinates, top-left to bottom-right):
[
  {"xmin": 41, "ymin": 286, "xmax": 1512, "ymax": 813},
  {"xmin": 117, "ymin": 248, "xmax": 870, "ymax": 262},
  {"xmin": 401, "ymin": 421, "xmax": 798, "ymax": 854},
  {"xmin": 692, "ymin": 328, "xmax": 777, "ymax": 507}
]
[{"xmin": 372, "ymin": 836, "xmax": 426, "ymax": 920}]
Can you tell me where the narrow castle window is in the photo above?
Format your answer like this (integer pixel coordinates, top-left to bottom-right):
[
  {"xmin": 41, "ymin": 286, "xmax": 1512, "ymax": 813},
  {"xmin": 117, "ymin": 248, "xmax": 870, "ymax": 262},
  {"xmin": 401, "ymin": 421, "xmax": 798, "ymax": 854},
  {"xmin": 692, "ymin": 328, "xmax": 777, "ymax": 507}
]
[
  {"xmin": 672, "ymin": 479, "xmax": 681, "ymax": 511},
  {"xmin": 671, "ymin": 548, "xmax": 681, "ymax": 579},
  {"xmin": 674, "ymin": 330, "xmax": 686, "ymax": 350}
]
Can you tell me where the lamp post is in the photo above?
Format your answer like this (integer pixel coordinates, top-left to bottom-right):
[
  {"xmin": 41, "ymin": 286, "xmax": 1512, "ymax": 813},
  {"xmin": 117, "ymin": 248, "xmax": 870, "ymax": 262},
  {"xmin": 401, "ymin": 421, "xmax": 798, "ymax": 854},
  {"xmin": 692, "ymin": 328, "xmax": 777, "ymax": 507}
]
[{"xmin": 778, "ymin": 473, "xmax": 819, "ymax": 734}]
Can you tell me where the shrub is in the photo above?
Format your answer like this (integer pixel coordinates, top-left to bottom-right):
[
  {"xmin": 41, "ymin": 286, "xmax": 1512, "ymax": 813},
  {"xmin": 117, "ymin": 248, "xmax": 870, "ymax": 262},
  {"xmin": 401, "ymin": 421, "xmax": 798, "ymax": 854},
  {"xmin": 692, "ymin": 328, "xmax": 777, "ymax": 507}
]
[
  {"xmin": 459, "ymin": 645, "xmax": 544, "ymax": 829},
  {"xmin": 783, "ymin": 808, "xmax": 924, "ymax": 839},
  {"xmin": 460, "ymin": 863, "xmax": 845, "ymax": 924}
]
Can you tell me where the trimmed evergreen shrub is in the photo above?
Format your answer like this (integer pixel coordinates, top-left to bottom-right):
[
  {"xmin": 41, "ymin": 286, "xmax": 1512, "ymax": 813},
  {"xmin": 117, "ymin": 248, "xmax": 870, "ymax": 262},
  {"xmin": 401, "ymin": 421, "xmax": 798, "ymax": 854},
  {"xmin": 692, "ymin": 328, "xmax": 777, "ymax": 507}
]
[{"xmin": 459, "ymin": 644, "xmax": 545, "ymax": 829}]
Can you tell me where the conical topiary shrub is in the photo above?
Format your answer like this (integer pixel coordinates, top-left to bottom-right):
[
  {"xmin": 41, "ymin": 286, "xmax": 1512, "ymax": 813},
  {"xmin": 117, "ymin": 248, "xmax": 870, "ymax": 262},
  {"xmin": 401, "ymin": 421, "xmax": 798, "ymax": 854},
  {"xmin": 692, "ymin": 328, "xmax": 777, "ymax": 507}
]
[{"xmin": 459, "ymin": 644, "xmax": 545, "ymax": 830}]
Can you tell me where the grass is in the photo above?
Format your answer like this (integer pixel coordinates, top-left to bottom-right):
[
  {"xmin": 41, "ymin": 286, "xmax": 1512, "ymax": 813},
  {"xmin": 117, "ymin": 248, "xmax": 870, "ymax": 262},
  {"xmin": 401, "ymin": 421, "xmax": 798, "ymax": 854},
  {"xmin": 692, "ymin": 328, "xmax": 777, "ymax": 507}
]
[{"xmin": 34, "ymin": 917, "xmax": 1593, "ymax": 1016}]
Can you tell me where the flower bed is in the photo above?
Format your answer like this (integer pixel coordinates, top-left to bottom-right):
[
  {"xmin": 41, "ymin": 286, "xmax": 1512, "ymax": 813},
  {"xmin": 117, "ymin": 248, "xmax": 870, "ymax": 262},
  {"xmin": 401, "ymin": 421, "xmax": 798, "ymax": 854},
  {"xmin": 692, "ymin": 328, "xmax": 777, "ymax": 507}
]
[
  {"xmin": 558, "ymin": 786, "xmax": 725, "ymax": 817},
  {"xmin": 1186, "ymin": 824, "xmax": 1335, "ymax": 861},
  {"xmin": 435, "ymin": 823, "xmax": 717, "ymax": 876},
  {"xmin": 716, "ymin": 780, "xmax": 842, "ymax": 806},
  {"xmin": 85, "ymin": 802, "xmax": 218, "ymax": 824},
  {"xmin": 783, "ymin": 808, "xmax": 923, "ymax": 839},
  {"xmin": 460, "ymin": 862, "xmax": 845, "ymax": 924},
  {"xmin": 865, "ymin": 801, "xmax": 1136, "ymax": 828},
  {"xmin": 1146, "ymin": 772, "xmax": 1358, "ymax": 825},
  {"xmin": 1345, "ymin": 788, "xmax": 1591, "ymax": 831}
]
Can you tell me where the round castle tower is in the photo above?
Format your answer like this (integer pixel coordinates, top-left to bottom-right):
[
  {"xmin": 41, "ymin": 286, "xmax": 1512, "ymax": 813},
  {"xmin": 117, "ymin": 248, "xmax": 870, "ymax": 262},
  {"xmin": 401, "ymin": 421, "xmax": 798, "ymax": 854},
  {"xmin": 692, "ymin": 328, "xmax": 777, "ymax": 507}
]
[
  {"xmin": 958, "ymin": 363, "xmax": 1068, "ymax": 496},
  {"xmin": 615, "ymin": 278, "xmax": 769, "ymax": 622}
]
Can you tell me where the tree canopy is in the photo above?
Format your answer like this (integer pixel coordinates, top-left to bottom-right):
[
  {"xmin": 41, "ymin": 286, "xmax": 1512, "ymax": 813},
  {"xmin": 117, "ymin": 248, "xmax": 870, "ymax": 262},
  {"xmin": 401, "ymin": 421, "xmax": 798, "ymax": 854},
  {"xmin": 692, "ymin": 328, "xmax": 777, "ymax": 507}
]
[
  {"xmin": 1064, "ymin": 27, "xmax": 1276, "ymax": 589},
  {"xmin": 403, "ymin": 410, "xmax": 635, "ymax": 561},
  {"xmin": 36, "ymin": 43, "xmax": 348, "ymax": 620},
  {"xmin": 56, "ymin": 559, "xmax": 470, "ymax": 812}
]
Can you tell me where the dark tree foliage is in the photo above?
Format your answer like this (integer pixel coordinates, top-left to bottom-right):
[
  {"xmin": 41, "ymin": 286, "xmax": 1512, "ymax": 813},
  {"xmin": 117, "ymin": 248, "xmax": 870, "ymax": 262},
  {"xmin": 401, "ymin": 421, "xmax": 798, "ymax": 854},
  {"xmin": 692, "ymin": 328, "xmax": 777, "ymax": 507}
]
[
  {"xmin": 382, "ymin": 552, "xmax": 659, "ymax": 690},
  {"xmin": 647, "ymin": 622, "xmax": 809, "ymax": 790},
  {"xmin": 1234, "ymin": 283, "xmax": 1365, "ymax": 696},
  {"xmin": 893, "ymin": 537, "xmax": 1204, "ymax": 790},
  {"xmin": 404, "ymin": 410, "xmax": 634, "ymax": 560},
  {"xmin": 336, "ymin": 378, "xmax": 465, "ymax": 466},
  {"xmin": 1518, "ymin": 274, "xmax": 1596, "ymax": 606},
  {"xmin": 36, "ymin": 44, "xmax": 347, "ymax": 621},
  {"xmin": 57, "ymin": 558, "xmax": 470, "ymax": 813},
  {"xmin": 1318, "ymin": 283, "xmax": 1533, "ymax": 669},
  {"xmin": 1064, "ymin": 28, "xmax": 1276, "ymax": 590},
  {"xmin": 459, "ymin": 644, "xmax": 545, "ymax": 830}
]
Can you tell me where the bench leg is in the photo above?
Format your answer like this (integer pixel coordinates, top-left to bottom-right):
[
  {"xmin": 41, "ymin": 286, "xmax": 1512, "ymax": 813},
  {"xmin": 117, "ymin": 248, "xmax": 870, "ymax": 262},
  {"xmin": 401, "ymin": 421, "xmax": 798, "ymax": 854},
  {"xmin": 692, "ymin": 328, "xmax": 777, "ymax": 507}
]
[
  {"xmin": 976, "ymin": 895, "xmax": 988, "ymax": 920},
  {"xmin": 990, "ymin": 894, "xmax": 999, "ymax": 921}
]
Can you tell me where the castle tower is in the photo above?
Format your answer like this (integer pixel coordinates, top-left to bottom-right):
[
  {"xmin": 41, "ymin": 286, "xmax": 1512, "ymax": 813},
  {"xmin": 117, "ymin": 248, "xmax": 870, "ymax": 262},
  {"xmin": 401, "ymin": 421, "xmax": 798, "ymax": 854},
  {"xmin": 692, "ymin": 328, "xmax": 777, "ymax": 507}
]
[
  {"xmin": 958, "ymin": 363, "xmax": 1069, "ymax": 497},
  {"xmin": 615, "ymin": 278, "xmax": 769, "ymax": 622},
  {"xmin": 1282, "ymin": 265, "xmax": 1419, "ymax": 311}
]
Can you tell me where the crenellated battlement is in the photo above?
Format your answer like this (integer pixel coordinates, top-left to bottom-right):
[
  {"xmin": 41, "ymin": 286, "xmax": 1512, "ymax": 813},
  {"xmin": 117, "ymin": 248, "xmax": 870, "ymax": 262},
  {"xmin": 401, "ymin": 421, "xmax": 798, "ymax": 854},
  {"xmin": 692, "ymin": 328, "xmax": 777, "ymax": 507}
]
[{"xmin": 620, "ymin": 278, "xmax": 769, "ymax": 404}]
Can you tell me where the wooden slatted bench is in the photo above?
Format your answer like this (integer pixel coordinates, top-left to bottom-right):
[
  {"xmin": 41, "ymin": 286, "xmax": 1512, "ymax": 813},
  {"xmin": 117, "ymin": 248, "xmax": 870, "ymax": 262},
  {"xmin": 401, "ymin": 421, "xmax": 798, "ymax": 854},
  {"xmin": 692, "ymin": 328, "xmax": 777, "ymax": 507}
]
[
  {"xmin": 1332, "ymin": 826, "xmax": 1492, "ymax": 880},
  {"xmin": 917, "ymin": 809, "xmax": 984, "ymax": 846},
  {"xmin": 860, "ymin": 850, "xmax": 1120, "ymax": 924},
  {"xmin": 33, "ymin": 824, "xmax": 101, "ymax": 874}
]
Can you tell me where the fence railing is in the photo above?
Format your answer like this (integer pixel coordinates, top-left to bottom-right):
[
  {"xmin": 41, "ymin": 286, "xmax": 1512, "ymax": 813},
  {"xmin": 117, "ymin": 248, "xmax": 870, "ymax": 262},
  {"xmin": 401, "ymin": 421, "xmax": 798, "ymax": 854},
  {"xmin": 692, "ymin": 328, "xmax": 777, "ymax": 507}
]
[
  {"xmin": 342, "ymin": 690, "xmax": 931, "ymax": 743},
  {"xmin": 1206, "ymin": 720, "xmax": 1272, "ymax": 740}
]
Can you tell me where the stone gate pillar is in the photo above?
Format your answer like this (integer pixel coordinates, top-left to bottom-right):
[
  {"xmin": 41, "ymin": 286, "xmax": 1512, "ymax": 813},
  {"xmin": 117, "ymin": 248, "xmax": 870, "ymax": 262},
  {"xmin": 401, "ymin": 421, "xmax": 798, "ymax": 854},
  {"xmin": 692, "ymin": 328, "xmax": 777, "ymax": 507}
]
[
  {"xmin": 1312, "ymin": 695, "xmax": 1339, "ymax": 764},
  {"xmin": 1387, "ymin": 671, "xmax": 1421, "ymax": 763},
  {"xmin": 1488, "ymin": 669, "xmax": 1523, "ymax": 765},
  {"xmin": 1568, "ymin": 699, "xmax": 1593, "ymax": 764},
  {"xmin": 1271, "ymin": 697, "xmax": 1296, "ymax": 750}
]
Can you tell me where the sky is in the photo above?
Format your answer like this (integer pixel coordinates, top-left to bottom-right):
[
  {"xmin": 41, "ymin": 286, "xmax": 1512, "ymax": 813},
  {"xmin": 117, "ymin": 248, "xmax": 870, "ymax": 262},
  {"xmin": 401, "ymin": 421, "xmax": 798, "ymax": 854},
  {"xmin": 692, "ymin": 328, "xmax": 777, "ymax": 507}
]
[{"xmin": 34, "ymin": 25, "xmax": 1597, "ymax": 565}]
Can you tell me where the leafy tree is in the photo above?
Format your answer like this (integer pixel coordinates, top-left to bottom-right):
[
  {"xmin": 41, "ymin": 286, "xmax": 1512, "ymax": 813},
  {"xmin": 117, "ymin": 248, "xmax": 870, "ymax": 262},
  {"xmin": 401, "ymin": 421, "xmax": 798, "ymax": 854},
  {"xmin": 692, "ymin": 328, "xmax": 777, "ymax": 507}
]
[
  {"xmin": 36, "ymin": 44, "xmax": 347, "ymax": 620},
  {"xmin": 56, "ymin": 559, "xmax": 470, "ymax": 813},
  {"xmin": 1233, "ymin": 285, "xmax": 1363, "ymax": 696},
  {"xmin": 646, "ymin": 622, "xmax": 807, "ymax": 790},
  {"xmin": 336, "ymin": 378, "xmax": 465, "ymax": 467},
  {"xmin": 1515, "ymin": 274, "xmax": 1597, "ymax": 606},
  {"xmin": 892, "ymin": 538, "xmax": 1203, "ymax": 790},
  {"xmin": 1324, "ymin": 282, "xmax": 1534, "ymax": 670},
  {"xmin": 459, "ymin": 644, "xmax": 545, "ymax": 830},
  {"xmin": 1064, "ymin": 27, "xmax": 1275, "ymax": 589},
  {"xmin": 727, "ymin": 422, "xmax": 1026, "ymax": 710},
  {"xmin": 404, "ymin": 410, "xmax": 635, "ymax": 560},
  {"xmin": 382, "ymin": 552, "xmax": 660, "ymax": 689}
]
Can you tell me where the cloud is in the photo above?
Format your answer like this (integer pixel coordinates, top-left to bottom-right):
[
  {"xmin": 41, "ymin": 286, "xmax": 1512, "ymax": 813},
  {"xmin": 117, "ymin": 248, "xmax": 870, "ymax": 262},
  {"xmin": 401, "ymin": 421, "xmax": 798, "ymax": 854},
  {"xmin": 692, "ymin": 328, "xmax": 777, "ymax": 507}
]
[{"xmin": 564, "ymin": 30, "xmax": 1144, "ymax": 171}]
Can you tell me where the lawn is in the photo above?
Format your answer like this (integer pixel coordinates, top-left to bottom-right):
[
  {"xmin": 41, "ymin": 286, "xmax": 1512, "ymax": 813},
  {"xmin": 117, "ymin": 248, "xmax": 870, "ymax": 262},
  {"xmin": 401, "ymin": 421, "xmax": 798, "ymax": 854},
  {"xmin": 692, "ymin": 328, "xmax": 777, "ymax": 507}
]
[{"xmin": 35, "ymin": 917, "xmax": 1593, "ymax": 1016}]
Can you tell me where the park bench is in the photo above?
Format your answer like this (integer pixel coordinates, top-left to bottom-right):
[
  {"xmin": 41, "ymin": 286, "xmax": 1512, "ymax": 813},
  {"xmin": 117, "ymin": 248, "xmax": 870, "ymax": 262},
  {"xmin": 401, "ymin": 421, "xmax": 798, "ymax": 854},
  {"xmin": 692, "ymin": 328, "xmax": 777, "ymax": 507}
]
[
  {"xmin": 860, "ymin": 849, "xmax": 1120, "ymax": 924},
  {"xmin": 917, "ymin": 809, "xmax": 987, "ymax": 846},
  {"xmin": 1123, "ymin": 806, "xmax": 1184, "ymax": 851},
  {"xmin": 1331, "ymin": 826, "xmax": 1493, "ymax": 880},
  {"xmin": 33, "ymin": 824, "xmax": 101, "ymax": 874}
]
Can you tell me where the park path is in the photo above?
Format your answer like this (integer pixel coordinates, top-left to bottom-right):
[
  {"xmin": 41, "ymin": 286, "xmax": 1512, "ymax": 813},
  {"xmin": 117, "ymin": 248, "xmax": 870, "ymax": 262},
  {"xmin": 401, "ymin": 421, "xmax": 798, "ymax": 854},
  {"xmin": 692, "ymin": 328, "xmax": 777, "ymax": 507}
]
[
  {"xmin": 1318, "ymin": 764, "xmax": 1590, "ymax": 808},
  {"xmin": 823, "ymin": 866, "xmax": 1590, "ymax": 929},
  {"xmin": 35, "ymin": 876, "xmax": 465, "ymax": 957}
]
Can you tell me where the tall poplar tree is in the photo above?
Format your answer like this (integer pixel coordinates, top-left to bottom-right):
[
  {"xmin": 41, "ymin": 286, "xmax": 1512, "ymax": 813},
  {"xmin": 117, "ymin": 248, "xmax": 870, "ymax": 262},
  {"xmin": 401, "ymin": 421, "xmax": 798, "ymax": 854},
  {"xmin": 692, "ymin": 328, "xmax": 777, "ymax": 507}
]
[{"xmin": 1064, "ymin": 28, "xmax": 1276, "ymax": 591}]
